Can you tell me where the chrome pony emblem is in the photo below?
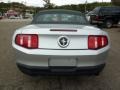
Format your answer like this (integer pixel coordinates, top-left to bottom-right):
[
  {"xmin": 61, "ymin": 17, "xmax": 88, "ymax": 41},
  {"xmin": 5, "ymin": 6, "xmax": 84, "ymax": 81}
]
[{"xmin": 58, "ymin": 36, "xmax": 70, "ymax": 48}]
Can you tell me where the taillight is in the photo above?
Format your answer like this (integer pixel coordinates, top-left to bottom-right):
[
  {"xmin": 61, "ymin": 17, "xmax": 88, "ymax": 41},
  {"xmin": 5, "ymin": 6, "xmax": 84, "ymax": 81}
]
[
  {"xmin": 88, "ymin": 35, "xmax": 108, "ymax": 50},
  {"xmin": 15, "ymin": 34, "xmax": 38, "ymax": 49},
  {"xmin": 94, "ymin": 15, "xmax": 101, "ymax": 20}
]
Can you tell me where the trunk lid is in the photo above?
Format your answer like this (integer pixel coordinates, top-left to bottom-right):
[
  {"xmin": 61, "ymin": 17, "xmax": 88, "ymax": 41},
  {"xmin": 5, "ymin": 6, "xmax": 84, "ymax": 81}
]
[{"xmin": 21, "ymin": 24, "xmax": 102, "ymax": 50}]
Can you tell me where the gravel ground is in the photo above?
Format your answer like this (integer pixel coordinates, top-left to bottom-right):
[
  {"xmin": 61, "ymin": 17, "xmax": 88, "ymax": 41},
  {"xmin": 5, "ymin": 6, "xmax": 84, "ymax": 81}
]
[{"xmin": 0, "ymin": 19, "xmax": 120, "ymax": 90}]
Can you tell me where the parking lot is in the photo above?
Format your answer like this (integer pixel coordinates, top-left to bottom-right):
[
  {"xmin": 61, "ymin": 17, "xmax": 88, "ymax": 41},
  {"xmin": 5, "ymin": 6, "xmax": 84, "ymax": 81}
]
[{"xmin": 0, "ymin": 19, "xmax": 120, "ymax": 90}]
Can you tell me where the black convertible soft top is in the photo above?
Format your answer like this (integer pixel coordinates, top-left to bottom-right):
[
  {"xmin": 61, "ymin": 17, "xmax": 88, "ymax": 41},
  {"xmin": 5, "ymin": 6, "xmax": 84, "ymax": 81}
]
[
  {"xmin": 37, "ymin": 9, "xmax": 83, "ymax": 15},
  {"xmin": 32, "ymin": 9, "xmax": 89, "ymax": 25}
]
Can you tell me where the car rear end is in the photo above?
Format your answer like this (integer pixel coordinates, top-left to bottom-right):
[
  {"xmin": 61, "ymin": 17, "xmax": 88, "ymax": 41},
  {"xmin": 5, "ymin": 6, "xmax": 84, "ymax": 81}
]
[
  {"xmin": 12, "ymin": 24, "xmax": 110, "ymax": 76},
  {"xmin": 89, "ymin": 7, "xmax": 104, "ymax": 25},
  {"xmin": 12, "ymin": 10, "xmax": 110, "ymax": 76}
]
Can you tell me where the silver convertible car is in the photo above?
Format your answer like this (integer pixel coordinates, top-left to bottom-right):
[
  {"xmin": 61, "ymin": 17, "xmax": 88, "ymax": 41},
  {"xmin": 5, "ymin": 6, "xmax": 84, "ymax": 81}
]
[{"xmin": 12, "ymin": 9, "xmax": 110, "ymax": 76}]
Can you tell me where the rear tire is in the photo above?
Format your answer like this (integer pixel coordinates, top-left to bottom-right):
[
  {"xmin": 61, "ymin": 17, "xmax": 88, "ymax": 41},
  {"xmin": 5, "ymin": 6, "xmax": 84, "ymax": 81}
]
[
  {"xmin": 97, "ymin": 24, "xmax": 103, "ymax": 28},
  {"xmin": 94, "ymin": 72, "xmax": 101, "ymax": 76},
  {"xmin": 104, "ymin": 20, "xmax": 113, "ymax": 28}
]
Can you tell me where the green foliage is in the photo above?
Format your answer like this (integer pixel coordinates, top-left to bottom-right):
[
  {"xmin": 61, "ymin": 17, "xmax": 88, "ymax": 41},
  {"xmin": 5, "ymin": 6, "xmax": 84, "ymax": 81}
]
[
  {"xmin": 0, "ymin": 2, "xmax": 113, "ymax": 14},
  {"xmin": 44, "ymin": 3, "xmax": 56, "ymax": 9},
  {"xmin": 0, "ymin": 2, "xmax": 25, "ymax": 13},
  {"xmin": 55, "ymin": 2, "xmax": 112, "ymax": 12}
]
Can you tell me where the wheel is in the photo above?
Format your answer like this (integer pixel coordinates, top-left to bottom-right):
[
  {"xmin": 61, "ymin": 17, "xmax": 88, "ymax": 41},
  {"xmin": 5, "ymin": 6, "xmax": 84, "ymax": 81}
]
[
  {"xmin": 94, "ymin": 72, "xmax": 100, "ymax": 76},
  {"xmin": 94, "ymin": 67, "xmax": 104, "ymax": 76},
  {"xmin": 104, "ymin": 20, "xmax": 113, "ymax": 28},
  {"xmin": 97, "ymin": 24, "xmax": 103, "ymax": 28}
]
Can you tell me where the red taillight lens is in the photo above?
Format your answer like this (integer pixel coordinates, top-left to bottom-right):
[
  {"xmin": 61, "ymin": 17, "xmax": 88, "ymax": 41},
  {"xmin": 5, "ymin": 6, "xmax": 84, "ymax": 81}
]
[
  {"xmin": 88, "ymin": 35, "xmax": 108, "ymax": 50},
  {"xmin": 15, "ymin": 34, "xmax": 38, "ymax": 49},
  {"xmin": 94, "ymin": 15, "xmax": 101, "ymax": 20},
  {"xmin": 95, "ymin": 16, "xmax": 99, "ymax": 20}
]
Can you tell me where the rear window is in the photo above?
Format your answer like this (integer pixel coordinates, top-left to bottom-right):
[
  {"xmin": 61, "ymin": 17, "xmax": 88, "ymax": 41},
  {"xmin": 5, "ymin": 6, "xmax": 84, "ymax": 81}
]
[
  {"xmin": 101, "ymin": 7, "xmax": 111, "ymax": 14},
  {"xmin": 32, "ymin": 12, "xmax": 89, "ymax": 25},
  {"xmin": 101, "ymin": 7, "xmax": 120, "ymax": 14},
  {"xmin": 111, "ymin": 7, "xmax": 120, "ymax": 13},
  {"xmin": 92, "ymin": 7, "xmax": 101, "ymax": 14}
]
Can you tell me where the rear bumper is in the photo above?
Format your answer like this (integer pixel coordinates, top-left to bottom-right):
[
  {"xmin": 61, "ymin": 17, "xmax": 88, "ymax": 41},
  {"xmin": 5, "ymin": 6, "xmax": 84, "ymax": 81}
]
[
  {"xmin": 15, "ymin": 47, "xmax": 109, "ymax": 67},
  {"xmin": 90, "ymin": 20, "xmax": 103, "ymax": 24},
  {"xmin": 17, "ymin": 63, "xmax": 105, "ymax": 75},
  {"xmin": 14, "ymin": 44, "xmax": 110, "ymax": 75}
]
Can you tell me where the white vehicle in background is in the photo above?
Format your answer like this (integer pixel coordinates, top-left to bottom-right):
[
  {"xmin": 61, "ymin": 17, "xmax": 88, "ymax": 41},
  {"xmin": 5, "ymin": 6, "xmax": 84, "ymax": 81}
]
[
  {"xmin": 12, "ymin": 9, "xmax": 110, "ymax": 76},
  {"xmin": 9, "ymin": 15, "xmax": 22, "ymax": 19},
  {"xmin": 25, "ymin": 13, "xmax": 33, "ymax": 19},
  {"xmin": 86, "ymin": 11, "xmax": 93, "ymax": 21}
]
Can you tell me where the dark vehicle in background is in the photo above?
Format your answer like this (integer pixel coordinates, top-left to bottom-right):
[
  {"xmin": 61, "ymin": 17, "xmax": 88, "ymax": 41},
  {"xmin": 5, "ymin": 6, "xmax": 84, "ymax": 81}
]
[
  {"xmin": 89, "ymin": 6, "xmax": 120, "ymax": 28},
  {"xmin": 0, "ymin": 12, "xmax": 2, "ymax": 19}
]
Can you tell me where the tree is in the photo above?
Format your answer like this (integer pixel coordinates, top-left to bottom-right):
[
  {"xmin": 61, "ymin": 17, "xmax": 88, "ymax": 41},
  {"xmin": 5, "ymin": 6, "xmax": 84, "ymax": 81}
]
[
  {"xmin": 43, "ymin": 0, "xmax": 50, "ymax": 4},
  {"xmin": 43, "ymin": 0, "xmax": 50, "ymax": 8},
  {"xmin": 111, "ymin": 0, "xmax": 120, "ymax": 6},
  {"xmin": 43, "ymin": 0, "xmax": 55, "ymax": 8}
]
